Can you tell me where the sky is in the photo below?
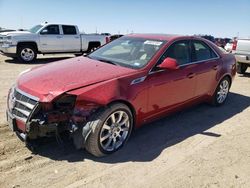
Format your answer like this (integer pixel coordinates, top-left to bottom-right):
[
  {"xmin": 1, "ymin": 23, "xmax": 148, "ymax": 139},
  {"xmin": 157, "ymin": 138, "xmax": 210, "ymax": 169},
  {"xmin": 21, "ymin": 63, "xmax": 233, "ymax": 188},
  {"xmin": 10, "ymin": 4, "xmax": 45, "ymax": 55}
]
[{"xmin": 0, "ymin": 0, "xmax": 250, "ymax": 38}]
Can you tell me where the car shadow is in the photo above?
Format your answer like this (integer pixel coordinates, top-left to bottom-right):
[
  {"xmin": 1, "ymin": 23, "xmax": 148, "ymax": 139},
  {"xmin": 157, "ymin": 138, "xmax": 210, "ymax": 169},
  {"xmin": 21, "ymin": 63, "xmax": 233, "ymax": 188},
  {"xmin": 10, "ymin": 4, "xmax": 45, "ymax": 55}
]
[
  {"xmin": 29, "ymin": 92, "xmax": 250, "ymax": 163},
  {"xmin": 238, "ymin": 72, "xmax": 250, "ymax": 78},
  {"xmin": 4, "ymin": 56, "xmax": 74, "ymax": 64}
]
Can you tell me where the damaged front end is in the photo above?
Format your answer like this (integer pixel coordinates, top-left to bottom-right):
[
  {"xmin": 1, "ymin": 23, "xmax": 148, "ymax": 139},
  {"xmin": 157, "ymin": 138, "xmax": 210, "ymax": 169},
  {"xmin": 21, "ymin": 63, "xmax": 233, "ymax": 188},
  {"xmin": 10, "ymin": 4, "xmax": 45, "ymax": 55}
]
[{"xmin": 7, "ymin": 86, "xmax": 100, "ymax": 149}]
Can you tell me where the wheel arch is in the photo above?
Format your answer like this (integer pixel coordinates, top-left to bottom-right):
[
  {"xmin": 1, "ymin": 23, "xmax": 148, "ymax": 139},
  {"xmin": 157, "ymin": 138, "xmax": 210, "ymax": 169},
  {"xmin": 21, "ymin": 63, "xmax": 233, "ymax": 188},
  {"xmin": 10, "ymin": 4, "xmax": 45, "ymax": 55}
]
[
  {"xmin": 212, "ymin": 73, "xmax": 232, "ymax": 97},
  {"xmin": 107, "ymin": 99, "xmax": 137, "ymax": 128},
  {"xmin": 220, "ymin": 74, "xmax": 232, "ymax": 88},
  {"xmin": 87, "ymin": 41, "xmax": 101, "ymax": 52},
  {"xmin": 17, "ymin": 41, "xmax": 38, "ymax": 52}
]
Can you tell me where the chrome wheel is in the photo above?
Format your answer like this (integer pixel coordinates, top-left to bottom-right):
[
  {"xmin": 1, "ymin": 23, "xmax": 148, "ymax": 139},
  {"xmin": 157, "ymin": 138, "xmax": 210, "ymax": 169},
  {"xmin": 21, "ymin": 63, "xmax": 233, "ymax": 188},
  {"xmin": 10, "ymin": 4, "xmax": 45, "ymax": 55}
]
[
  {"xmin": 21, "ymin": 48, "xmax": 35, "ymax": 61},
  {"xmin": 99, "ymin": 110, "xmax": 130, "ymax": 152},
  {"xmin": 217, "ymin": 79, "xmax": 229, "ymax": 104}
]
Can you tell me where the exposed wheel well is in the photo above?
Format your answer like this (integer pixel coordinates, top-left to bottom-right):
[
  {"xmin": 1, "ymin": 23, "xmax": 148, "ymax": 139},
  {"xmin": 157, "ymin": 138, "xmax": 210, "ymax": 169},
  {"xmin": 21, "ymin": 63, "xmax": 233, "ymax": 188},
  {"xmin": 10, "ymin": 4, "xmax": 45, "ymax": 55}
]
[
  {"xmin": 223, "ymin": 75, "xmax": 232, "ymax": 88},
  {"xmin": 87, "ymin": 41, "xmax": 101, "ymax": 52}
]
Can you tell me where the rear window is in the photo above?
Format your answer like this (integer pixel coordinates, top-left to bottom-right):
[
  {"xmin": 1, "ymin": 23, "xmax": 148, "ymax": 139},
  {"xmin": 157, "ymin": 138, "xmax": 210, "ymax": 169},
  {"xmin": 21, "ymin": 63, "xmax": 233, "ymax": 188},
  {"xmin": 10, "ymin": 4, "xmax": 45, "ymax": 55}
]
[
  {"xmin": 191, "ymin": 40, "xmax": 218, "ymax": 62},
  {"xmin": 62, "ymin": 25, "xmax": 77, "ymax": 35}
]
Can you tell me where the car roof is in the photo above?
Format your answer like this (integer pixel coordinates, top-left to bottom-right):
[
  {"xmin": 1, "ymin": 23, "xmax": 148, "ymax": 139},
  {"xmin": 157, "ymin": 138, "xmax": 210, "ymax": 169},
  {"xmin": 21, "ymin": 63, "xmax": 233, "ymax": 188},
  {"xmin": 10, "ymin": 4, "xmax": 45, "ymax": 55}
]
[
  {"xmin": 126, "ymin": 33, "xmax": 203, "ymax": 41},
  {"xmin": 41, "ymin": 23, "xmax": 77, "ymax": 27}
]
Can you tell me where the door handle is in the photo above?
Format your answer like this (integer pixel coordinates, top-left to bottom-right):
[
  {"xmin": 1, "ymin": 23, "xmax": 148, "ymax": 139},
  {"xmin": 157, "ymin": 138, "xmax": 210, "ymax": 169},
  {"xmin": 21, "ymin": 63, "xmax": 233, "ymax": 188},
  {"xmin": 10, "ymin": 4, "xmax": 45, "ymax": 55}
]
[
  {"xmin": 56, "ymin": 36, "xmax": 62, "ymax": 39},
  {"xmin": 212, "ymin": 65, "xmax": 219, "ymax": 70},
  {"xmin": 74, "ymin": 36, "xmax": 80, "ymax": 39},
  {"xmin": 187, "ymin": 73, "xmax": 195, "ymax": 79}
]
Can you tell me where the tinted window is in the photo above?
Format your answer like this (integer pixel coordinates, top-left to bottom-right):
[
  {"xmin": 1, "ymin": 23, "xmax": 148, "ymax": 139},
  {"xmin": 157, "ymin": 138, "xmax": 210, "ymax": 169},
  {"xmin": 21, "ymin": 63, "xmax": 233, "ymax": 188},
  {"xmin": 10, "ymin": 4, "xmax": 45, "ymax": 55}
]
[
  {"xmin": 191, "ymin": 40, "xmax": 218, "ymax": 62},
  {"xmin": 159, "ymin": 40, "xmax": 190, "ymax": 66},
  {"xmin": 62, "ymin": 25, "xmax": 77, "ymax": 35},
  {"xmin": 41, "ymin": 25, "xmax": 59, "ymax": 35}
]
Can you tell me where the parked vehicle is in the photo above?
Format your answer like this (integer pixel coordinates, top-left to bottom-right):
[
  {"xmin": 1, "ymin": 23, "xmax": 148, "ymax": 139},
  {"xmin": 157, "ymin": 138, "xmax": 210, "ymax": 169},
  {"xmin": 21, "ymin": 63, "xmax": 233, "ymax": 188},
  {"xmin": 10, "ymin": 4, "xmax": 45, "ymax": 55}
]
[
  {"xmin": 101, "ymin": 33, "xmax": 111, "ymax": 36},
  {"xmin": 224, "ymin": 41, "xmax": 233, "ymax": 52},
  {"xmin": 199, "ymin": 35, "xmax": 216, "ymax": 43},
  {"xmin": 0, "ymin": 23, "xmax": 109, "ymax": 63},
  {"xmin": 110, "ymin": 34, "xmax": 124, "ymax": 41},
  {"xmin": 6, "ymin": 34, "xmax": 236, "ymax": 157},
  {"xmin": 232, "ymin": 38, "xmax": 250, "ymax": 74}
]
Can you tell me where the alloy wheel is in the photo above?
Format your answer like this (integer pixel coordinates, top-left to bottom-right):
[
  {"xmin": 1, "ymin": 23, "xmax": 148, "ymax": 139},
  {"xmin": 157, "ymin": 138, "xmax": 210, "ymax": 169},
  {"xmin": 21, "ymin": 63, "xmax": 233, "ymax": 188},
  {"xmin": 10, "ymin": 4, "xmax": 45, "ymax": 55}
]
[
  {"xmin": 99, "ymin": 110, "xmax": 130, "ymax": 152},
  {"xmin": 217, "ymin": 79, "xmax": 229, "ymax": 104}
]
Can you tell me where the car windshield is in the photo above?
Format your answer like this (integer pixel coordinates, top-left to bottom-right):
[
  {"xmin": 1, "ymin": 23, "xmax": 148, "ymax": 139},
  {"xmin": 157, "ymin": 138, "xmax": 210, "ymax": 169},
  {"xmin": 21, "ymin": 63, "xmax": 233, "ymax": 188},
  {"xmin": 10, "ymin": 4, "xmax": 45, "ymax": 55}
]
[
  {"xmin": 88, "ymin": 37, "xmax": 166, "ymax": 69},
  {"xmin": 29, "ymin": 25, "xmax": 43, "ymax": 33}
]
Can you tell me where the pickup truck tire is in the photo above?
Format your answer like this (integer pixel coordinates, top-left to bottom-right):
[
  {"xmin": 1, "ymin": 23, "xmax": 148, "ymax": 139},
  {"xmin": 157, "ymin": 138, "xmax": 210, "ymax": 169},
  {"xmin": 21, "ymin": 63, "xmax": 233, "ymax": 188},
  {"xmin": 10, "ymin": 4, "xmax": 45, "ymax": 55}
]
[
  {"xmin": 86, "ymin": 42, "xmax": 101, "ymax": 53},
  {"xmin": 85, "ymin": 103, "xmax": 133, "ymax": 157},
  {"xmin": 236, "ymin": 62, "xmax": 248, "ymax": 74},
  {"xmin": 17, "ymin": 45, "xmax": 37, "ymax": 63}
]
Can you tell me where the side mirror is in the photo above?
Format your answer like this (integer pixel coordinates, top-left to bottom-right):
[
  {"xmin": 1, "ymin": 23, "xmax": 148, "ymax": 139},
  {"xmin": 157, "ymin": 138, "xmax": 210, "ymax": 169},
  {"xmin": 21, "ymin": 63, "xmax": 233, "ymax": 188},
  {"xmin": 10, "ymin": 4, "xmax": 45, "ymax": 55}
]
[
  {"xmin": 40, "ymin": 29, "xmax": 48, "ymax": 35},
  {"xmin": 158, "ymin": 57, "xmax": 179, "ymax": 70}
]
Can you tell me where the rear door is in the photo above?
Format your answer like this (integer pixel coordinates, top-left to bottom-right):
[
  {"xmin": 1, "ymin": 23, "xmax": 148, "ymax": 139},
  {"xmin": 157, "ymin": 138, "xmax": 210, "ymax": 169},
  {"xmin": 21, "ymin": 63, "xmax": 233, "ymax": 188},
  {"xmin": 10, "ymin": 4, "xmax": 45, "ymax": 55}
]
[
  {"xmin": 190, "ymin": 40, "xmax": 220, "ymax": 97},
  {"xmin": 61, "ymin": 25, "xmax": 81, "ymax": 52},
  {"xmin": 39, "ymin": 25, "xmax": 64, "ymax": 52}
]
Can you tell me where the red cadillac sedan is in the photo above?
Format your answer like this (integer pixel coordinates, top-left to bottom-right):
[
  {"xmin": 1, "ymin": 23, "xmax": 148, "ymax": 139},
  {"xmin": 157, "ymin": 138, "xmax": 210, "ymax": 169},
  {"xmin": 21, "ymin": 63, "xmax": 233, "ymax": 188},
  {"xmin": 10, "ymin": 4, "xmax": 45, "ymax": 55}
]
[{"xmin": 7, "ymin": 34, "xmax": 236, "ymax": 157}]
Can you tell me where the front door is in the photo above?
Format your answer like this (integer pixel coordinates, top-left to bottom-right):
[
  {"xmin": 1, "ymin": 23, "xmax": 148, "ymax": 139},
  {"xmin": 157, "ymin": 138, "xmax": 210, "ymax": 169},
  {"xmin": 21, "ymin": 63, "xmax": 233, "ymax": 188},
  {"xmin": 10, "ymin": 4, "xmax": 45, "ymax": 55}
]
[
  {"xmin": 39, "ymin": 25, "xmax": 64, "ymax": 52},
  {"xmin": 146, "ymin": 40, "xmax": 197, "ymax": 119}
]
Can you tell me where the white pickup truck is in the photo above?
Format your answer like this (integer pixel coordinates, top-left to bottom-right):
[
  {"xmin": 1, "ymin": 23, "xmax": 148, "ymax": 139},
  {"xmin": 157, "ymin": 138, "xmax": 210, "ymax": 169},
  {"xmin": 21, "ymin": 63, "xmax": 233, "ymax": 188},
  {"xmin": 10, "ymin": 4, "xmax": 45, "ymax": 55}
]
[
  {"xmin": 0, "ymin": 23, "xmax": 109, "ymax": 63},
  {"xmin": 232, "ymin": 38, "xmax": 250, "ymax": 74}
]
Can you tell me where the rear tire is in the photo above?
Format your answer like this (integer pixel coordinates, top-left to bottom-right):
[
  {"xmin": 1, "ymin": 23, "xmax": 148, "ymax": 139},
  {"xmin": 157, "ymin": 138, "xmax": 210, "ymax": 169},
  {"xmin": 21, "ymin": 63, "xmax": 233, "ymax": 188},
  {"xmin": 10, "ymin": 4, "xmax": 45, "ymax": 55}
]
[
  {"xmin": 212, "ymin": 77, "xmax": 230, "ymax": 106},
  {"xmin": 85, "ymin": 103, "xmax": 133, "ymax": 157},
  {"xmin": 236, "ymin": 62, "xmax": 248, "ymax": 74},
  {"xmin": 17, "ymin": 45, "xmax": 37, "ymax": 63}
]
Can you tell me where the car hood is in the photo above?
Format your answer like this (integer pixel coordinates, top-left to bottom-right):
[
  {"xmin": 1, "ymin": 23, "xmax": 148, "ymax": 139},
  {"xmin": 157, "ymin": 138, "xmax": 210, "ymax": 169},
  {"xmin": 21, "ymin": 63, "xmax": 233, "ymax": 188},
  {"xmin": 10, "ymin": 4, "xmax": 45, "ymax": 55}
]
[
  {"xmin": 17, "ymin": 57, "xmax": 136, "ymax": 102},
  {"xmin": 0, "ymin": 31, "xmax": 31, "ymax": 36}
]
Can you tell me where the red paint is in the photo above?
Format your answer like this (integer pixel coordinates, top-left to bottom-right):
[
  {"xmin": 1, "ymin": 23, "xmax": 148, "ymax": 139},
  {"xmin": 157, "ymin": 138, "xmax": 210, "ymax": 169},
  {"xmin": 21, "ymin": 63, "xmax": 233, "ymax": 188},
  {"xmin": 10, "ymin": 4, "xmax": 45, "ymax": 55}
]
[
  {"xmin": 16, "ymin": 35, "xmax": 236, "ymax": 128},
  {"xmin": 158, "ymin": 57, "xmax": 179, "ymax": 70},
  {"xmin": 16, "ymin": 119, "xmax": 26, "ymax": 132}
]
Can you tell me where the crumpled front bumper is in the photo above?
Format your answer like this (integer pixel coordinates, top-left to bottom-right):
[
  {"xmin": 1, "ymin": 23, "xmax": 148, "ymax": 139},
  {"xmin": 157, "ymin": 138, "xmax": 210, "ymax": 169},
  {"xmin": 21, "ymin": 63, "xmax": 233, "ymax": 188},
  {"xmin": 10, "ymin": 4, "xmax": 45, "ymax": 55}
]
[{"xmin": 6, "ymin": 110, "xmax": 27, "ymax": 141}]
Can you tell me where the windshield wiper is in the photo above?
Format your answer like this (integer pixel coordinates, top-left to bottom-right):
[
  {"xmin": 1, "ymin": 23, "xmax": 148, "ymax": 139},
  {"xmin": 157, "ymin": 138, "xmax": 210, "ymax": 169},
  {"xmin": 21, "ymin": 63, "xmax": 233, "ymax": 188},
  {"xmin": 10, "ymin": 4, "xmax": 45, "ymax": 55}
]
[
  {"xmin": 87, "ymin": 56, "xmax": 119, "ymax": 66},
  {"xmin": 95, "ymin": 58, "xmax": 118, "ymax": 66}
]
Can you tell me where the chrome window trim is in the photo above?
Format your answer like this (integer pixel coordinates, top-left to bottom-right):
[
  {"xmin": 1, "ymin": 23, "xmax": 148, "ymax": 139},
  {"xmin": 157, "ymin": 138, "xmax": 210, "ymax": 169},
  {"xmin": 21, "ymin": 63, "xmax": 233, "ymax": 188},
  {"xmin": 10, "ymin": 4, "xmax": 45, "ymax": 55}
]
[
  {"xmin": 149, "ymin": 38, "xmax": 221, "ymax": 75},
  {"xmin": 179, "ymin": 56, "xmax": 220, "ymax": 68}
]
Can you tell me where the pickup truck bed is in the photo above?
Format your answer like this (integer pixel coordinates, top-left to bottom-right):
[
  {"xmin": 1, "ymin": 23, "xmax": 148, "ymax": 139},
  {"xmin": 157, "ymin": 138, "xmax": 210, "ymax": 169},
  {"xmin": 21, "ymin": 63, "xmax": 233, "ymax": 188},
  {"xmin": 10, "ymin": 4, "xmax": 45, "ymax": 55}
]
[{"xmin": 233, "ymin": 39, "xmax": 250, "ymax": 74}]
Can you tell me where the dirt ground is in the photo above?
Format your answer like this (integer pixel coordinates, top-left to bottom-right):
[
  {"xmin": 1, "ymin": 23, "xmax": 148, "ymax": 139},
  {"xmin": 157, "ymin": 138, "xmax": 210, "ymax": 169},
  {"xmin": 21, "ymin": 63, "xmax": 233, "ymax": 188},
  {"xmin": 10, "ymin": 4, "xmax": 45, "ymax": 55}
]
[{"xmin": 0, "ymin": 54, "xmax": 250, "ymax": 188}]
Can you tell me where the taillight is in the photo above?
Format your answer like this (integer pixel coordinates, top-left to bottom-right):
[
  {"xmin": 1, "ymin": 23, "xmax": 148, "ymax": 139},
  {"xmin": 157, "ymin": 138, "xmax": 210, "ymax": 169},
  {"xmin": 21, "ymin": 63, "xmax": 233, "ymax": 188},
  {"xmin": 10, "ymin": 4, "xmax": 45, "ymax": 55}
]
[
  {"xmin": 232, "ymin": 40, "xmax": 237, "ymax": 50},
  {"xmin": 105, "ymin": 36, "xmax": 110, "ymax": 43}
]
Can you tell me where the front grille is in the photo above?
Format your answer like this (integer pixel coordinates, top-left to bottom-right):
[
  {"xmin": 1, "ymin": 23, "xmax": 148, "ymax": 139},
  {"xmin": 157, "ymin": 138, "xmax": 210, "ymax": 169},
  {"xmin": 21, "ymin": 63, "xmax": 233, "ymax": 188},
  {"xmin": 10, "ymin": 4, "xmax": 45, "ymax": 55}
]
[{"xmin": 9, "ymin": 88, "xmax": 39, "ymax": 122}]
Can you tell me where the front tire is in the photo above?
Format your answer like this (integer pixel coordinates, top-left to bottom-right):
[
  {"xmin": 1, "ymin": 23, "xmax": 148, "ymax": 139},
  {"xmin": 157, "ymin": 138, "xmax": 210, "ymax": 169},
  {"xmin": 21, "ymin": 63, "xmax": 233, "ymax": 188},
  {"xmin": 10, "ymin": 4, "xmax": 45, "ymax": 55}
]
[
  {"xmin": 212, "ymin": 77, "xmax": 230, "ymax": 106},
  {"xmin": 236, "ymin": 62, "xmax": 248, "ymax": 74},
  {"xmin": 85, "ymin": 103, "xmax": 133, "ymax": 157},
  {"xmin": 17, "ymin": 45, "xmax": 37, "ymax": 63}
]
